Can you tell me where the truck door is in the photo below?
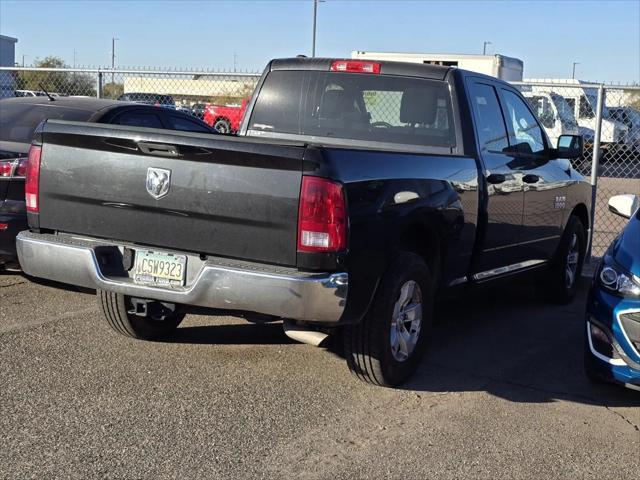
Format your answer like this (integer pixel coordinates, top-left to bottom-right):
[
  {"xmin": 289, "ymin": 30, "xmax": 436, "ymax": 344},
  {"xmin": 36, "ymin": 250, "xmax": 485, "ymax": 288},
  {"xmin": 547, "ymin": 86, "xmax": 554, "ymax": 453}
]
[
  {"xmin": 467, "ymin": 80, "xmax": 526, "ymax": 276},
  {"xmin": 498, "ymin": 87, "xmax": 567, "ymax": 261}
]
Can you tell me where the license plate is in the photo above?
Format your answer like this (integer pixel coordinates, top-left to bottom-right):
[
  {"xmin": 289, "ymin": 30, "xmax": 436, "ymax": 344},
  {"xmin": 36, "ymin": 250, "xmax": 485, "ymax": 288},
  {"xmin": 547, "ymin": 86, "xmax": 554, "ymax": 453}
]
[{"xmin": 133, "ymin": 250, "xmax": 186, "ymax": 287}]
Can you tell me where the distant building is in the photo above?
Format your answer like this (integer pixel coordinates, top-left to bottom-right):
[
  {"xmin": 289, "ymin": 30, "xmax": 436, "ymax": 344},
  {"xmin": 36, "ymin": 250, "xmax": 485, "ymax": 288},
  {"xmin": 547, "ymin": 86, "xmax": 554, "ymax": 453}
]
[
  {"xmin": 0, "ymin": 34, "xmax": 17, "ymax": 66},
  {"xmin": 0, "ymin": 35, "xmax": 18, "ymax": 98}
]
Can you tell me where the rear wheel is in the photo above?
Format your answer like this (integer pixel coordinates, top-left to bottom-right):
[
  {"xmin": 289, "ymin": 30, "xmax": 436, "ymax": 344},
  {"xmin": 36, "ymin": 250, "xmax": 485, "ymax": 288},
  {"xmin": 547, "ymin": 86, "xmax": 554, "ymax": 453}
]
[
  {"xmin": 343, "ymin": 252, "xmax": 433, "ymax": 387},
  {"xmin": 98, "ymin": 290, "xmax": 184, "ymax": 340},
  {"xmin": 213, "ymin": 118, "xmax": 231, "ymax": 134},
  {"xmin": 543, "ymin": 215, "xmax": 586, "ymax": 304}
]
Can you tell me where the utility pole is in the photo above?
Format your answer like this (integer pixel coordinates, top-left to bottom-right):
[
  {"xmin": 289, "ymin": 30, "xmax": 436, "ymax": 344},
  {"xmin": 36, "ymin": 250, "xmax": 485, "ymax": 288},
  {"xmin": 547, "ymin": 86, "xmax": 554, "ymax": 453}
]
[
  {"xmin": 572, "ymin": 62, "xmax": 580, "ymax": 79},
  {"xmin": 73, "ymin": 49, "xmax": 77, "ymax": 68},
  {"xmin": 483, "ymin": 41, "xmax": 492, "ymax": 55},
  {"xmin": 21, "ymin": 54, "xmax": 28, "ymax": 67},
  {"xmin": 111, "ymin": 37, "xmax": 119, "ymax": 84},
  {"xmin": 312, "ymin": 0, "xmax": 324, "ymax": 57},
  {"xmin": 233, "ymin": 52, "xmax": 237, "ymax": 73}
]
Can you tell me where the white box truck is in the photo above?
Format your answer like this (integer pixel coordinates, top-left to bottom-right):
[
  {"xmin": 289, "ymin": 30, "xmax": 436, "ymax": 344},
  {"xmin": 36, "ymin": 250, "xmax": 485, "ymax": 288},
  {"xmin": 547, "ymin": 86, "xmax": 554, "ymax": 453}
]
[
  {"xmin": 522, "ymin": 79, "xmax": 629, "ymax": 149},
  {"xmin": 351, "ymin": 51, "xmax": 524, "ymax": 81}
]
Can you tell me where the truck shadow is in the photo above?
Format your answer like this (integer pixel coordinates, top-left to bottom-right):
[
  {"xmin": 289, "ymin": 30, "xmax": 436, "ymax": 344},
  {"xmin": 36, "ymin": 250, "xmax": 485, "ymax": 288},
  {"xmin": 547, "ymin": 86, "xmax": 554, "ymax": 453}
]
[
  {"xmin": 168, "ymin": 322, "xmax": 296, "ymax": 346},
  {"xmin": 165, "ymin": 278, "xmax": 638, "ymax": 407},
  {"xmin": 402, "ymin": 279, "xmax": 640, "ymax": 407}
]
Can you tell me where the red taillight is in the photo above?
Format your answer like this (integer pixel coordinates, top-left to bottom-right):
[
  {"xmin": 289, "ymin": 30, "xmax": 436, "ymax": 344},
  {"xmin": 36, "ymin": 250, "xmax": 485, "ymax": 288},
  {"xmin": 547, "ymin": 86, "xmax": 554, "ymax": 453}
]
[
  {"xmin": 297, "ymin": 176, "xmax": 347, "ymax": 253},
  {"xmin": 25, "ymin": 145, "xmax": 41, "ymax": 213},
  {"xmin": 330, "ymin": 60, "xmax": 381, "ymax": 74},
  {"xmin": 0, "ymin": 158, "xmax": 28, "ymax": 178},
  {"xmin": 0, "ymin": 160, "xmax": 13, "ymax": 177},
  {"xmin": 15, "ymin": 158, "xmax": 28, "ymax": 177}
]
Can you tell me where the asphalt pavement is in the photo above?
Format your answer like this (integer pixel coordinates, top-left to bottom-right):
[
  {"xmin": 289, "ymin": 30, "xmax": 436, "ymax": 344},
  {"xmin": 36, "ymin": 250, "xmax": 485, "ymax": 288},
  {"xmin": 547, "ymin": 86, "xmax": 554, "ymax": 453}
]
[{"xmin": 1, "ymin": 272, "xmax": 638, "ymax": 479}]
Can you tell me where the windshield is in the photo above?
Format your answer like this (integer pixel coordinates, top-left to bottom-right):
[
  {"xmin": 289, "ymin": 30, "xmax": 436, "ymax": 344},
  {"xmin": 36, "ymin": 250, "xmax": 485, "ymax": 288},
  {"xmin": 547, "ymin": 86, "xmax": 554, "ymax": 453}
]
[
  {"xmin": 550, "ymin": 93, "xmax": 578, "ymax": 128},
  {"xmin": 249, "ymin": 71, "xmax": 456, "ymax": 149}
]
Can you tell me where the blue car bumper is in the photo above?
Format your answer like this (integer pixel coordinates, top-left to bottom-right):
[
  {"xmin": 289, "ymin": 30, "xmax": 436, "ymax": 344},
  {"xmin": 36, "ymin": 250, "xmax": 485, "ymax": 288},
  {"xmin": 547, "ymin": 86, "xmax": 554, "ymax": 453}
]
[{"xmin": 585, "ymin": 284, "xmax": 640, "ymax": 391}]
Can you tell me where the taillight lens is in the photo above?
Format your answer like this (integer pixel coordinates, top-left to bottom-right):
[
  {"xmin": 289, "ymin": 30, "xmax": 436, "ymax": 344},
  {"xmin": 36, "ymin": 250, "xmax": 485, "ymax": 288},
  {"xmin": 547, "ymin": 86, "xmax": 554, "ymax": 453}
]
[
  {"xmin": 15, "ymin": 158, "xmax": 28, "ymax": 177},
  {"xmin": 0, "ymin": 158, "xmax": 28, "ymax": 178},
  {"xmin": 25, "ymin": 145, "xmax": 42, "ymax": 213},
  {"xmin": 0, "ymin": 160, "xmax": 13, "ymax": 177},
  {"xmin": 297, "ymin": 176, "xmax": 347, "ymax": 253},
  {"xmin": 330, "ymin": 60, "xmax": 381, "ymax": 74}
]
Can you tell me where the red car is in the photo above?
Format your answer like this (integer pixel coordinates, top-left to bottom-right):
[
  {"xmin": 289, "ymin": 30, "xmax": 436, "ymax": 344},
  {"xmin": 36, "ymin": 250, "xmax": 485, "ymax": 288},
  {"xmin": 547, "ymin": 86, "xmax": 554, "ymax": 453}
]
[{"xmin": 203, "ymin": 99, "xmax": 248, "ymax": 134}]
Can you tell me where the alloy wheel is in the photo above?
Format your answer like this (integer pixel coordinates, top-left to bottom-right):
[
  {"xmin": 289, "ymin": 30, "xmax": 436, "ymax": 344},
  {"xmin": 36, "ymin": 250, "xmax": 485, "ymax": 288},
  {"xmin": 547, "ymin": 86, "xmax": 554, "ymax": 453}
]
[{"xmin": 390, "ymin": 280, "xmax": 423, "ymax": 362}]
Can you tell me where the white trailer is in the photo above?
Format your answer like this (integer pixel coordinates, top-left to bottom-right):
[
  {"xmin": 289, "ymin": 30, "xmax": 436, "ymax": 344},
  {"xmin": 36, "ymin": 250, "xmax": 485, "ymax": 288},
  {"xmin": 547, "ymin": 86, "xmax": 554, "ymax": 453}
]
[{"xmin": 351, "ymin": 51, "xmax": 524, "ymax": 81}]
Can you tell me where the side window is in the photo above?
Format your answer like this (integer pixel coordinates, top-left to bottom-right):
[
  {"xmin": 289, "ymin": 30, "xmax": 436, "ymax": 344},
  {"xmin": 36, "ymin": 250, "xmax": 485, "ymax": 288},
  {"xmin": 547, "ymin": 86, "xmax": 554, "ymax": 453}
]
[
  {"xmin": 579, "ymin": 95, "xmax": 595, "ymax": 119},
  {"xmin": 501, "ymin": 90, "xmax": 546, "ymax": 155},
  {"xmin": 113, "ymin": 111, "xmax": 163, "ymax": 128},
  {"xmin": 169, "ymin": 114, "xmax": 211, "ymax": 133},
  {"xmin": 468, "ymin": 83, "xmax": 509, "ymax": 153}
]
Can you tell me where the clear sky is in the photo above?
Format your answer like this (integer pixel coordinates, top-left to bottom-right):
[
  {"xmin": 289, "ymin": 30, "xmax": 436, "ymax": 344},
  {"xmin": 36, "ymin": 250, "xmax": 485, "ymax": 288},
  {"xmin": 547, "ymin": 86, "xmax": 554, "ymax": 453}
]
[{"xmin": 1, "ymin": 0, "xmax": 639, "ymax": 83}]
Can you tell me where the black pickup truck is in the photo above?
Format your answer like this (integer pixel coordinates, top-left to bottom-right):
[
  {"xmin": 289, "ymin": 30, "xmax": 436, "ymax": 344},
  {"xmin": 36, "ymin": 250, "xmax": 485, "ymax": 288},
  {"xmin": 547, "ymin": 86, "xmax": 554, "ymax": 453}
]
[{"xmin": 17, "ymin": 58, "xmax": 591, "ymax": 386}]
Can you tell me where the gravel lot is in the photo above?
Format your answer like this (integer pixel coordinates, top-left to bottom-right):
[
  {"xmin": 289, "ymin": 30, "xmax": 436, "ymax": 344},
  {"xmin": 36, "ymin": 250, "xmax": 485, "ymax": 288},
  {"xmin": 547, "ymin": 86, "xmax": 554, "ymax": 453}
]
[{"xmin": 1, "ymin": 272, "xmax": 638, "ymax": 479}]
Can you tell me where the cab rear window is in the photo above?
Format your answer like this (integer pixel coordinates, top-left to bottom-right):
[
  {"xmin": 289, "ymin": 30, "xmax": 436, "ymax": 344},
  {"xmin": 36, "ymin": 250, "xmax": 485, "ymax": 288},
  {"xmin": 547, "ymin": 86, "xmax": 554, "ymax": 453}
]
[{"xmin": 249, "ymin": 71, "xmax": 455, "ymax": 149}]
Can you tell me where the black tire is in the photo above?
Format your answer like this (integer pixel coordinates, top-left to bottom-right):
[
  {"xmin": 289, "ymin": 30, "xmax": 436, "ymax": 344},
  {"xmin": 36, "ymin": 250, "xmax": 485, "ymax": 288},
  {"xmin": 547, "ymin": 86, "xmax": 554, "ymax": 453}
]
[
  {"xmin": 213, "ymin": 118, "xmax": 231, "ymax": 134},
  {"xmin": 98, "ymin": 290, "xmax": 184, "ymax": 340},
  {"xmin": 343, "ymin": 252, "xmax": 434, "ymax": 387},
  {"xmin": 544, "ymin": 215, "xmax": 587, "ymax": 304}
]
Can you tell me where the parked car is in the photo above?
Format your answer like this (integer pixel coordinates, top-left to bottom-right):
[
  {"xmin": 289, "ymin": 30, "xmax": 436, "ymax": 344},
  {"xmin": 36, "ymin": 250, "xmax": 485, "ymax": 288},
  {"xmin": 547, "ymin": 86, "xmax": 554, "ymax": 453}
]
[
  {"xmin": 523, "ymin": 91, "xmax": 579, "ymax": 147},
  {"xmin": 117, "ymin": 92, "xmax": 176, "ymax": 109},
  {"xmin": 14, "ymin": 90, "xmax": 47, "ymax": 97},
  {"xmin": 203, "ymin": 98, "xmax": 248, "ymax": 133},
  {"xmin": 0, "ymin": 96, "xmax": 216, "ymax": 269},
  {"xmin": 585, "ymin": 194, "xmax": 640, "ymax": 391},
  {"xmin": 17, "ymin": 58, "xmax": 591, "ymax": 387}
]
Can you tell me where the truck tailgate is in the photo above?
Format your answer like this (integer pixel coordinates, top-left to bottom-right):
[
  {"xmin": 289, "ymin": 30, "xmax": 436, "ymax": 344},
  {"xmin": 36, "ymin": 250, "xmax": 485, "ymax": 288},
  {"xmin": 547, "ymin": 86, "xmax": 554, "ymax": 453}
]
[{"xmin": 37, "ymin": 121, "xmax": 305, "ymax": 266}]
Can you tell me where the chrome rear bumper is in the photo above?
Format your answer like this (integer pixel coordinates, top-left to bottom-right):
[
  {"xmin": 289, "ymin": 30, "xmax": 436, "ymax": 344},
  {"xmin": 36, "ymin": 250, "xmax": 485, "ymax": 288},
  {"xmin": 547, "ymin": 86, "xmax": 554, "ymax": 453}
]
[{"xmin": 17, "ymin": 231, "xmax": 347, "ymax": 323}]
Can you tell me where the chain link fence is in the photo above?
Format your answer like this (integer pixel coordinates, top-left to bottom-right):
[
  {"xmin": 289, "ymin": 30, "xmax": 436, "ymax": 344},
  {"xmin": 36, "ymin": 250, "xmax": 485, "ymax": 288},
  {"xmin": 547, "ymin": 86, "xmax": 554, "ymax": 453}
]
[
  {"xmin": 515, "ymin": 81, "xmax": 640, "ymax": 257},
  {"xmin": 1, "ymin": 67, "xmax": 638, "ymax": 258}
]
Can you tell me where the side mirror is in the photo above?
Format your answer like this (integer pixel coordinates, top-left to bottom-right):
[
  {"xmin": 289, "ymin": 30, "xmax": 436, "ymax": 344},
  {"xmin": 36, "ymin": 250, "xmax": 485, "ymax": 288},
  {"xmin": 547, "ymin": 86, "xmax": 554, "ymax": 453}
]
[
  {"xmin": 556, "ymin": 135, "xmax": 583, "ymax": 159},
  {"xmin": 608, "ymin": 194, "xmax": 639, "ymax": 219}
]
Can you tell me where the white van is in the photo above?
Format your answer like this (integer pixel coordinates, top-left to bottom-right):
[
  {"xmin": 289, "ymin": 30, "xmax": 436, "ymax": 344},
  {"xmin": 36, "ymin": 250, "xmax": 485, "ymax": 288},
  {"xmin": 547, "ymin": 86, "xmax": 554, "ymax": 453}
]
[
  {"xmin": 523, "ymin": 80, "xmax": 628, "ymax": 148},
  {"xmin": 351, "ymin": 51, "xmax": 523, "ymax": 81},
  {"xmin": 521, "ymin": 91, "xmax": 579, "ymax": 146}
]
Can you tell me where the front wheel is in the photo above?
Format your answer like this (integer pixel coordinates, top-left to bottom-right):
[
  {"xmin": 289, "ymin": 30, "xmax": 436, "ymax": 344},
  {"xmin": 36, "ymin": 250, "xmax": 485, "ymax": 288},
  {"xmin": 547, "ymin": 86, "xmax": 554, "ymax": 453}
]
[
  {"xmin": 98, "ymin": 290, "xmax": 185, "ymax": 340},
  {"xmin": 343, "ymin": 252, "xmax": 433, "ymax": 387}
]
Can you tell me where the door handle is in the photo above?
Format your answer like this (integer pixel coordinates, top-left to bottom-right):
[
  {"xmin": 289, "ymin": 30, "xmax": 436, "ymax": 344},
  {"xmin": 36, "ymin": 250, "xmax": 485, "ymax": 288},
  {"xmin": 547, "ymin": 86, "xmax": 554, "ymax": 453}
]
[
  {"xmin": 522, "ymin": 174, "xmax": 540, "ymax": 184},
  {"xmin": 486, "ymin": 173, "xmax": 506, "ymax": 184},
  {"xmin": 138, "ymin": 142, "xmax": 179, "ymax": 157}
]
